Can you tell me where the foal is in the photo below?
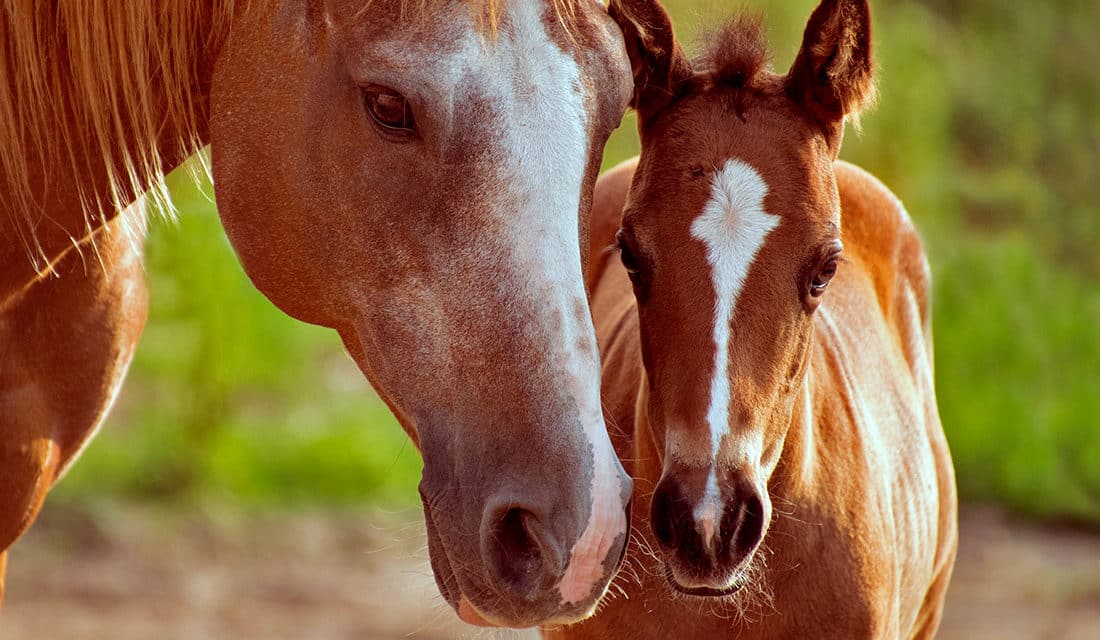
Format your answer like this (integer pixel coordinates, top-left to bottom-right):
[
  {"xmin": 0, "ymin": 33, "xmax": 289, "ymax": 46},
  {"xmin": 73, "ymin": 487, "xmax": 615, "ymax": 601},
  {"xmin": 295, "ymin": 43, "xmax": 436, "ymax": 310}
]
[{"xmin": 558, "ymin": 0, "xmax": 957, "ymax": 637}]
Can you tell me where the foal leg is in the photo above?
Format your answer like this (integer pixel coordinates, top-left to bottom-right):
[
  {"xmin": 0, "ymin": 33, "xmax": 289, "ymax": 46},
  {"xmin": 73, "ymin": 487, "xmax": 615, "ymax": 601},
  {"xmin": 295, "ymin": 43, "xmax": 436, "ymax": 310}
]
[{"xmin": 0, "ymin": 209, "xmax": 147, "ymax": 593}]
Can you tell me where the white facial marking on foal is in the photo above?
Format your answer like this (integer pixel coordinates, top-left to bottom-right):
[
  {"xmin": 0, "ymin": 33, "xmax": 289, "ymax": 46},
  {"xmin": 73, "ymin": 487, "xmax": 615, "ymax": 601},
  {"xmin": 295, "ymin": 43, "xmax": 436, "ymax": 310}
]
[{"xmin": 690, "ymin": 160, "xmax": 779, "ymax": 522}]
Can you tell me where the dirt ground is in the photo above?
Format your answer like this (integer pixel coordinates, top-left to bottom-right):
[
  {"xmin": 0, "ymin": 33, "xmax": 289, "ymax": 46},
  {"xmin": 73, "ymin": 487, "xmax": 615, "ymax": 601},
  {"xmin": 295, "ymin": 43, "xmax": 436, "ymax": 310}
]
[{"xmin": 3, "ymin": 504, "xmax": 1099, "ymax": 639}]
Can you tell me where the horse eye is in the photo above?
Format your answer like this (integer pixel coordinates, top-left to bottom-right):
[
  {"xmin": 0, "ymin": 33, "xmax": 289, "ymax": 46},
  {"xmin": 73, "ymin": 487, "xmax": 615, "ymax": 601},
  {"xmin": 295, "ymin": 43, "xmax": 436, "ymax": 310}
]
[
  {"xmin": 364, "ymin": 86, "xmax": 415, "ymax": 135},
  {"xmin": 809, "ymin": 258, "xmax": 839, "ymax": 297}
]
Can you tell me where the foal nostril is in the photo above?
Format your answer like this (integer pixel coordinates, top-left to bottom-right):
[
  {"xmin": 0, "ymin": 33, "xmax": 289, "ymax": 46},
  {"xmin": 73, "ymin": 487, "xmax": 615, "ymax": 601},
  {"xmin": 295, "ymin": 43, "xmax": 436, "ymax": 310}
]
[
  {"xmin": 650, "ymin": 478, "xmax": 697, "ymax": 556},
  {"xmin": 484, "ymin": 506, "xmax": 560, "ymax": 599},
  {"xmin": 651, "ymin": 482, "xmax": 676, "ymax": 549},
  {"xmin": 721, "ymin": 491, "xmax": 766, "ymax": 561}
]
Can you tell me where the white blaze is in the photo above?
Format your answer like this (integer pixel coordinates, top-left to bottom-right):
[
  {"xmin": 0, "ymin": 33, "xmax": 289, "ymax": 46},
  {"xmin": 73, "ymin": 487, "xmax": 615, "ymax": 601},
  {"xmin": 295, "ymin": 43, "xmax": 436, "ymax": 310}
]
[
  {"xmin": 689, "ymin": 160, "xmax": 779, "ymax": 520},
  {"xmin": 368, "ymin": 0, "xmax": 626, "ymax": 607},
  {"xmin": 494, "ymin": 0, "xmax": 625, "ymax": 606}
]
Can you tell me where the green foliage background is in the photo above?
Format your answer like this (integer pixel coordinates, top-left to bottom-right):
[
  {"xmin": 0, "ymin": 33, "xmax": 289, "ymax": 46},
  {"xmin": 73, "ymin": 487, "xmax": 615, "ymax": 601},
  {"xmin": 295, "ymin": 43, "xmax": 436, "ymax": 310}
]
[{"xmin": 54, "ymin": 0, "xmax": 1100, "ymax": 523}]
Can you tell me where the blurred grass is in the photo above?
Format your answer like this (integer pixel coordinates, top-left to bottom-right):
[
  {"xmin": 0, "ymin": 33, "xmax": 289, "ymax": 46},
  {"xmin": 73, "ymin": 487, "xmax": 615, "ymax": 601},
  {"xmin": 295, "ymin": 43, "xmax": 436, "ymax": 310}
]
[{"xmin": 52, "ymin": 0, "xmax": 1100, "ymax": 522}]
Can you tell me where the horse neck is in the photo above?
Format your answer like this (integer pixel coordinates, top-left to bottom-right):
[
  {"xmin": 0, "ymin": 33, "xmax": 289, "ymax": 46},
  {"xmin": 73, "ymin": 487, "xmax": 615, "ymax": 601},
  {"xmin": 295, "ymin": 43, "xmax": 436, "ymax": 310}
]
[{"xmin": 0, "ymin": 2, "xmax": 236, "ymax": 298}]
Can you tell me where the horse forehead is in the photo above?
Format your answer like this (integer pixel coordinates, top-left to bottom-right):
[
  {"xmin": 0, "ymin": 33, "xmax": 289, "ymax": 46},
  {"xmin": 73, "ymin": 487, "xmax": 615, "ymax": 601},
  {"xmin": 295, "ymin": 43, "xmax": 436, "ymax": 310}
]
[
  {"xmin": 458, "ymin": 1, "xmax": 596, "ymax": 118},
  {"xmin": 366, "ymin": 0, "xmax": 595, "ymax": 87},
  {"xmin": 432, "ymin": 1, "xmax": 596, "ymax": 198}
]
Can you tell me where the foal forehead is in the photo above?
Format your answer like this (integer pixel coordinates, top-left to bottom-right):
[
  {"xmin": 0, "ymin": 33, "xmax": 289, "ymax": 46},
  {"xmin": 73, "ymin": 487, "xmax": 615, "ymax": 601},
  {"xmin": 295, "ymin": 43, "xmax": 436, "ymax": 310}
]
[
  {"xmin": 690, "ymin": 159, "xmax": 780, "ymax": 274},
  {"xmin": 639, "ymin": 95, "xmax": 841, "ymax": 236}
]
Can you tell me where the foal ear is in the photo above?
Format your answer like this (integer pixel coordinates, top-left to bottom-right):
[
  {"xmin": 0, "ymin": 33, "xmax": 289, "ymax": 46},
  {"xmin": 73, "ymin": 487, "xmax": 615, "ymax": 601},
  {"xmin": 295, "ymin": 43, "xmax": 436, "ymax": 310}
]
[
  {"xmin": 608, "ymin": 0, "xmax": 693, "ymax": 120},
  {"xmin": 786, "ymin": 0, "xmax": 874, "ymax": 138}
]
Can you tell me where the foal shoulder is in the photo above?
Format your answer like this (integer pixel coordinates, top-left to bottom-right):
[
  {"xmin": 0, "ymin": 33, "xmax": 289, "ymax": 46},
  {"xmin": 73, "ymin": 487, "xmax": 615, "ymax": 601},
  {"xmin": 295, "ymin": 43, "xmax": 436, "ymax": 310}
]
[{"xmin": 834, "ymin": 160, "xmax": 932, "ymax": 345}]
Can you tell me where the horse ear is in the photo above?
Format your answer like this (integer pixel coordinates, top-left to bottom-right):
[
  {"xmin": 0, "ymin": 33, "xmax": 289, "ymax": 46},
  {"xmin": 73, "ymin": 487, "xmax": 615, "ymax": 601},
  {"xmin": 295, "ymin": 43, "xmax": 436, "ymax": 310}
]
[
  {"xmin": 608, "ymin": 0, "xmax": 693, "ymax": 120},
  {"xmin": 786, "ymin": 0, "xmax": 874, "ymax": 137}
]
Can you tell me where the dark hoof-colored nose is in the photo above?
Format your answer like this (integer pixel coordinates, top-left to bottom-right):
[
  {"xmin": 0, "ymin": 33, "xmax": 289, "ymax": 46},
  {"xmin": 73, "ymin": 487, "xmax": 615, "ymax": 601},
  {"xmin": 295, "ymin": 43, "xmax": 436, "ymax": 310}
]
[
  {"xmin": 482, "ymin": 504, "xmax": 564, "ymax": 600},
  {"xmin": 651, "ymin": 475, "xmax": 766, "ymax": 571}
]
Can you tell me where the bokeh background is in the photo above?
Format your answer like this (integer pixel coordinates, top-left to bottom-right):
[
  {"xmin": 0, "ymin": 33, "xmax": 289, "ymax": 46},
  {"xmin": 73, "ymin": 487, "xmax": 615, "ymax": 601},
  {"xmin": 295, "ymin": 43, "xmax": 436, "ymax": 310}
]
[{"xmin": 6, "ymin": 0, "xmax": 1100, "ymax": 638}]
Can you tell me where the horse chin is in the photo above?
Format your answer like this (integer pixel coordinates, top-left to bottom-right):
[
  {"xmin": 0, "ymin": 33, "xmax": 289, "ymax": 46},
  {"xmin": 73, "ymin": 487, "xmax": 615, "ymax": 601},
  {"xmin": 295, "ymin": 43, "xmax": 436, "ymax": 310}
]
[
  {"xmin": 421, "ymin": 501, "xmax": 518, "ymax": 628},
  {"xmin": 421, "ymin": 501, "xmax": 462, "ymax": 610},
  {"xmin": 424, "ymin": 523, "xmax": 505, "ymax": 627},
  {"xmin": 662, "ymin": 562, "xmax": 748, "ymax": 599},
  {"xmin": 457, "ymin": 596, "xmax": 501, "ymax": 627}
]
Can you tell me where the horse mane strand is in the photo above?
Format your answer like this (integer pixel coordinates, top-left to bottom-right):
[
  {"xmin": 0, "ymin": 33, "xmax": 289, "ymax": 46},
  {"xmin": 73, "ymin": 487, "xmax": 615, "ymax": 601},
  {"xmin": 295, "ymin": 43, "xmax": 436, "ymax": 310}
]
[{"xmin": 0, "ymin": 0, "xmax": 235, "ymax": 270}]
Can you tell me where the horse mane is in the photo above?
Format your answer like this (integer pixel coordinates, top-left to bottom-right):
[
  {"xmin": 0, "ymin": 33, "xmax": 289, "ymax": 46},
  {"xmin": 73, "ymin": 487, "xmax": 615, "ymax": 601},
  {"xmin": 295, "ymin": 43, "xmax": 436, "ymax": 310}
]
[
  {"xmin": 1, "ymin": 0, "xmax": 581, "ymax": 270},
  {"xmin": 395, "ymin": 0, "xmax": 584, "ymax": 34},
  {"xmin": 696, "ymin": 12, "xmax": 772, "ymax": 91},
  {"xmin": 695, "ymin": 10, "xmax": 874, "ymax": 125},
  {"xmin": 1, "ymin": 1, "xmax": 236, "ymax": 268}
]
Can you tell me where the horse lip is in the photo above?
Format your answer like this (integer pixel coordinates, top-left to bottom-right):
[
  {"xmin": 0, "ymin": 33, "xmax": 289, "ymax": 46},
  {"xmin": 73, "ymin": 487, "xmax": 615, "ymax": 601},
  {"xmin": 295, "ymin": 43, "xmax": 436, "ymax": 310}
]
[
  {"xmin": 662, "ymin": 563, "xmax": 746, "ymax": 598},
  {"xmin": 422, "ymin": 503, "xmax": 462, "ymax": 609},
  {"xmin": 423, "ymin": 503, "xmax": 534, "ymax": 627},
  {"xmin": 424, "ymin": 496, "xmax": 635, "ymax": 625},
  {"xmin": 609, "ymin": 497, "xmax": 633, "ymax": 576},
  {"xmin": 458, "ymin": 596, "xmax": 499, "ymax": 627}
]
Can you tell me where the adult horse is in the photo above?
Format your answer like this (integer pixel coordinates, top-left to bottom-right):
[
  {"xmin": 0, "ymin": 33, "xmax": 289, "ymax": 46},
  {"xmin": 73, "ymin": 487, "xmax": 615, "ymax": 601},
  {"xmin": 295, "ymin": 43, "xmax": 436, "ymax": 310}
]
[
  {"xmin": 0, "ymin": 0, "xmax": 636, "ymax": 627},
  {"xmin": 557, "ymin": 0, "xmax": 958, "ymax": 636}
]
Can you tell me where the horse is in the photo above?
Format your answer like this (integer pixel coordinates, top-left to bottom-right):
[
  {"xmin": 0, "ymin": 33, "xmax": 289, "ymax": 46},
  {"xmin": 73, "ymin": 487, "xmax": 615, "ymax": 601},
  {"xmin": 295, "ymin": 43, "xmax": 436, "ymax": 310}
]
[
  {"xmin": 0, "ymin": 0, "xmax": 637, "ymax": 626},
  {"xmin": 551, "ymin": 0, "xmax": 958, "ymax": 637}
]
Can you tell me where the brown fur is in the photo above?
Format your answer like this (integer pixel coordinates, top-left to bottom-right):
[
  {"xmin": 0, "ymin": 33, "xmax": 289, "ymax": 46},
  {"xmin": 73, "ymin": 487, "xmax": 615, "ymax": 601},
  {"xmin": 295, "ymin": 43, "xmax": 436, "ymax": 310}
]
[
  {"xmin": 1, "ymin": 0, "xmax": 637, "ymax": 627},
  {"xmin": 547, "ymin": 1, "xmax": 956, "ymax": 637},
  {"xmin": 0, "ymin": 207, "xmax": 148, "ymax": 586},
  {"xmin": 0, "ymin": 0, "xmax": 578, "ymax": 281},
  {"xmin": 697, "ymin": 13, "xmax": 770, "ymax": 90}
]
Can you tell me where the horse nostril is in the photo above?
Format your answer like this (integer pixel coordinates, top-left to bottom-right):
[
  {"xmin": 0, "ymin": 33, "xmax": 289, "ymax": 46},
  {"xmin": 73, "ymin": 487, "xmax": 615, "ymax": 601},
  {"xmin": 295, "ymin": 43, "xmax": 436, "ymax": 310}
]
[{"xmin": 484, "ymin": 506, "xmax": 558, "ymax": 598}]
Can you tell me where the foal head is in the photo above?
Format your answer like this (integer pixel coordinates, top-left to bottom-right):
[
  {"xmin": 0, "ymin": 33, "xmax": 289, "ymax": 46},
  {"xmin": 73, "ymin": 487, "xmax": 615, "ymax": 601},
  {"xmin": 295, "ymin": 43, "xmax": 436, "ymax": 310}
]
[
  {"xmin": 609, "ymin": 0, "xmax": 874, "ymax": 595},
  {"xmin": 209, "ymin": 0, "xmax": 634, "ymax": 626}
]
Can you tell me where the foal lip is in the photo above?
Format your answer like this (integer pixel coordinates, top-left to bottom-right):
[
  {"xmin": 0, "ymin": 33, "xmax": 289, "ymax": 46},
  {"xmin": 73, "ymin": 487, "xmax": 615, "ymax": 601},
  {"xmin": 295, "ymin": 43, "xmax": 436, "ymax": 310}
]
[{"xmin": 662, "ymin": 564, "xmax": 746, "ymax": 598}]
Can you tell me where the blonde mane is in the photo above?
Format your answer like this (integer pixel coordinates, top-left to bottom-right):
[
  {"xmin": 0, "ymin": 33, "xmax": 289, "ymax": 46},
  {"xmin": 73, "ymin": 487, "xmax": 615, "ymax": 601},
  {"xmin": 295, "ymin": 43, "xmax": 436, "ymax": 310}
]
[
  {"xmin": 0, "ymin": 0, "xmax": 585, "ymax": 270},
  {"xmin": 1, "ymin": 1, "xmax": 236, "ymax": 270},
  {"xmin": 394, "ymin": 0, "xmax": 584, "ymax": 32}
]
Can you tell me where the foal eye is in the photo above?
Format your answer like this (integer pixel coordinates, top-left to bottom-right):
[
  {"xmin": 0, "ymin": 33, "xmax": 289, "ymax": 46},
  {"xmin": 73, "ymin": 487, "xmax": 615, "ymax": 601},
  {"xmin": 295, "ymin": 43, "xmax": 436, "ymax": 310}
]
[
  {"xmin": 615, "ymin": 229, "xmax": 642, "ymax": 275},
  {"xmin": 615, "ymin": 228, "xmax": 651, "ymax": 298},
  {"xmin": 809, "ymin": 258, "xmax": 839, "ymax": 297},
  {"xmin": 363, "ymin": 85, "xmax": 416, "ymax": 136}
]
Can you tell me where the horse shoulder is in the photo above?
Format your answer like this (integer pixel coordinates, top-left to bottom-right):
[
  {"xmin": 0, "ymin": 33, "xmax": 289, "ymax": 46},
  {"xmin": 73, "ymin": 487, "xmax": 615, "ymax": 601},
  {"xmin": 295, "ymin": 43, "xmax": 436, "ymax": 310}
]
[{"xmin": 0, "ymin": 209, "xmax": 148, "ymax": 556}]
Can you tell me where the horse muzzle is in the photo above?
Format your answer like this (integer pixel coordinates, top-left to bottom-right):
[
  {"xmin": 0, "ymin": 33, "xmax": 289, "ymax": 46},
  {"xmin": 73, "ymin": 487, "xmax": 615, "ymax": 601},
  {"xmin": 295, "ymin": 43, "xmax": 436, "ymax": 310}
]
[{"xmin": 420, "ymin": 460, "xmax": 632, "ymax": 627}]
